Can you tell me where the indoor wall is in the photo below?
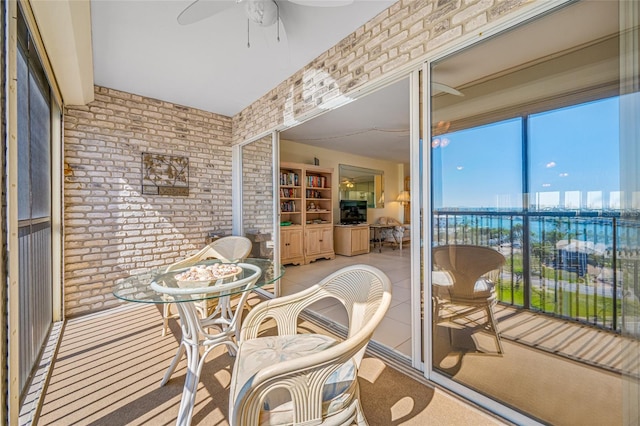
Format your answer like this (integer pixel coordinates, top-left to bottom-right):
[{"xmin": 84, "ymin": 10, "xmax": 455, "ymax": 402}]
[
  {"xmin": 63, "ymin": 86, "xmax": 234, "ymax": 316},
  {"xmin": 280, "ymin": 139, "xmax": 406, "ymax": 224}
]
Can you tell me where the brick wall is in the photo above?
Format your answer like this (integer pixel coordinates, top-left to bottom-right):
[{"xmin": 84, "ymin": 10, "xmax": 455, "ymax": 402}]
[
  {"xmin": 232, "ymin": 0, "xmax": 531, "ymax": 143},
  {"xmin": 63, "ymin": 86, "xmax": 232, "ymax": 316}
]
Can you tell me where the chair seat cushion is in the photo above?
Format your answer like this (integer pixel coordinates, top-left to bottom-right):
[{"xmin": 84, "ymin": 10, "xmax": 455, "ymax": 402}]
[
  {"xmin": 232, "ymin": 333, "xmax": 357, "ymax": 425},
  {"xmin": 433, "ymin": 278, "xmax": 496, "ymax": 302}
]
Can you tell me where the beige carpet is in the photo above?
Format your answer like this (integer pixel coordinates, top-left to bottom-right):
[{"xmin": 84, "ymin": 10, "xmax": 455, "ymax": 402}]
[
  {"xmin": 37, "ymin": 299, "xmax": 502, "ymax": 426},
  {"xmin": 433, "ymin": 323, "xmax": 622, "ymax": 426}
]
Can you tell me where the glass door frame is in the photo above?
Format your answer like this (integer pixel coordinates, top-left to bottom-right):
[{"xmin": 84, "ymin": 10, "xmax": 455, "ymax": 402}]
[
  {"xmin": 8, "ymin": 1, "xmax": 65, "ymax": 416},
  {"xmin": 408, "ymin": 69, "xmax": 423, "ymax": 370},
  {"xmin": 421, "ymin": 2, "xmax": 579, "ymax": 424},
  {"xmin": 234, "ymin": 71, "xmax": 425, "ymax": 364},
  {"xmin": 421, "ymin": 61, "xmax": 543, "ymax": 426},
  {"xmin": 232, "ymin": 131, "xmax": 282, "ymax": 297}
]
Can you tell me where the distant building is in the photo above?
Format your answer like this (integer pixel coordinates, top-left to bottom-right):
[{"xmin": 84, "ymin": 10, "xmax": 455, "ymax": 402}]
[{"xmin": 554, "ymin": 240, "xmax": 606, "ymax": 277}]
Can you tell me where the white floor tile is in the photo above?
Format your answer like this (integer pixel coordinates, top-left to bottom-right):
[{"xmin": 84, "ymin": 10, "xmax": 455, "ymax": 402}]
[
  {"xmin": 385, "ymin": 302, "xmax": 412, "ymax": 325},
  {"xmin": 310, "ymin": 304, "xmax": 349, "ymax": 327},
  {"xmin": 281, "ymin": 248, "xmax": 414, "ymax": 355},
  {"xmin": 393, "ymin": 338, "xmax": 412, "ymax": 357},
  {"xmin": 391, "ymin": 286, "xmax": 411, "ymax": 304},
  {"xmin": 307, "ymin": 297, "xmax": 341, "ymax": 312},
  {"xmin": 372, "ymin": 316, "xmax": 411, "ymax": 348}
]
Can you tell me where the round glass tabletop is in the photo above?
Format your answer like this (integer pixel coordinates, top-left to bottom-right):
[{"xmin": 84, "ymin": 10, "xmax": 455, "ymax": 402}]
[{"xmin": 113, "ymin": 258, "xmax": 284, "ymax": 304}]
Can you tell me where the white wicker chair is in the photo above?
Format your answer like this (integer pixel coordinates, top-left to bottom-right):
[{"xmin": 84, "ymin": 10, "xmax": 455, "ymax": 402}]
[
  {"xmin": 161, "ymin": 236, "xmax": 253, "ymax": 336},
  {"xmin": 432, "ymin": 244, "xmax": 506, "ymax": 353},
  {"xmin": 228, "ymin": 264, "xmax": 392, "ymax": 426}
]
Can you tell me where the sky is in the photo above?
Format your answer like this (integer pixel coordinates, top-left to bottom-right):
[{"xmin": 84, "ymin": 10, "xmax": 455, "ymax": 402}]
[{"xmin": 433, "ymin": 97, "xmax": 620, "ymax": 211}]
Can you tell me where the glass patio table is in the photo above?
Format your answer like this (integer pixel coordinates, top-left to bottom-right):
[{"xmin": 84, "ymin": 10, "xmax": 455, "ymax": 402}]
[{"xmin": 113, "ymin": 258, "xmax": 284, "ymax": 426}]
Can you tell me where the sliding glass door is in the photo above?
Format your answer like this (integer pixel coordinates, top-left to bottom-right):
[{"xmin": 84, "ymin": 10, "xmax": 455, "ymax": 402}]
[
  {"xmin": 428, "ymin": 1, "xmax": 634, "ymax": 424},
  {"xmin": 238, "ymin": 133, "xmax": 279, "ymax": 296},
  {"xmin": 16, "ymin": 5, "xmax": 56, "ymax": 398}
]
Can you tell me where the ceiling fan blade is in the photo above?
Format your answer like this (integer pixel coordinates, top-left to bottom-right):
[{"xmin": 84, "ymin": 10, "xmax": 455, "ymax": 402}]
[
  {"xmin": 432, "ymin": 81, "xmax": 464, "ymax": 97},
  {"xmin": 177, "ymin": 0, "xmax": 236, "ymax": 25},
  {"xmin": 288, "ymin": 0, "xmax": 354, "ymax": 6}
]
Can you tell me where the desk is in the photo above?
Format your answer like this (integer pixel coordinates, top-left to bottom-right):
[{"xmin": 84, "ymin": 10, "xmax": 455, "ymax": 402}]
[
  {"xmin": 370, "ymin": 223, "xmax": 404, "ymax": 253},
  {"xmin": 113, "ymin": 258, "xmax": 283, "ymax": 426}
]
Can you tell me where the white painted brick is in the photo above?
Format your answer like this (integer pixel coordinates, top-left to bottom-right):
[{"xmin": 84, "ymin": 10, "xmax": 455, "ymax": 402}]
[
  {"xmin": 452, "ymin": 0, "xmax": 492, "ymax": 25},
  {"xmin": 64, "ymin": 86, "xmax": 233, "ymax": 317},
  {"xmin": 465, "ymin": 12, "xmax": 488, "ymax": 32},
  {"xmin": 427, "ymin": 25, "xmax": 464, "ymax": 50}
]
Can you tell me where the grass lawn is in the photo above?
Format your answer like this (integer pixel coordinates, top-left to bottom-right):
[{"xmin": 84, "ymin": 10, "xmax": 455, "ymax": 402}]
[{"xmin": 496, "ymin": 282, "xmax": 621, "ymax": 327}]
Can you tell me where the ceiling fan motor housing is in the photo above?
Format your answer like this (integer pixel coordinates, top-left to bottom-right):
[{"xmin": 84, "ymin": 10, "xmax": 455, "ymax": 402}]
[{"xmin": 244, "ymin": 0, "xmax": 279, "ymax": 26}]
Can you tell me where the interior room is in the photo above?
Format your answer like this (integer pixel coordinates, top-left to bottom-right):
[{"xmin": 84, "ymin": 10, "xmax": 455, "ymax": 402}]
[{"xmin": 277, "ymin": 76, "xmax": 414, "ymax": 358}]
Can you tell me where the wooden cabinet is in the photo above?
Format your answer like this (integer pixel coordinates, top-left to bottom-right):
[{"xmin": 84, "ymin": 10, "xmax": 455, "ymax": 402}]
[
  {"xmin": 279, "ymin": 162, "xmax": 335, "ymax": 264},
  {"xmin": 280, "ymin": 226, "xmax": 304, "ymax": 265},
  {"xmin": 334, "ymin": 225, "xmax": 370, "ymax": 256},
  {"xmin": 304, "ymin": 225, "xmax": 335, "ymax": 263}
]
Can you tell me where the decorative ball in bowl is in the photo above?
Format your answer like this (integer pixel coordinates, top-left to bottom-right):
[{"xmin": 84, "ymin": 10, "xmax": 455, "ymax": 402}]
[{"xmin": 174, "ymin": 264, "xmax": 242, "ymax": 287}]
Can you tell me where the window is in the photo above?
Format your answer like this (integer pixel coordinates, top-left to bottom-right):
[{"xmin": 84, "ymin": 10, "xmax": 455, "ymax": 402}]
[
  {"xmin": 432, "ymin": 118, "xmax": 523, "ymax": 210},
  {"xmin": 429, "ymin": 1, "xmax": 629, "ymax": 423},
  {"xmin": 529, "ymin": 97, "xmax": 620, "ymax": 211},
  {"xmin": 433, "ymin": 96, "xmax": 621, "ymax": 214},
  {"xmin": 16, "ymin": 6, "xmax": 54, "ymax": 399}
]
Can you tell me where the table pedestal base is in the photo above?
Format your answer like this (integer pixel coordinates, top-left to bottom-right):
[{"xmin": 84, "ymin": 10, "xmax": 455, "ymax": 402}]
[{"xmin": 161, "ymin": 290, "xmax": 252, "ymax": 426}]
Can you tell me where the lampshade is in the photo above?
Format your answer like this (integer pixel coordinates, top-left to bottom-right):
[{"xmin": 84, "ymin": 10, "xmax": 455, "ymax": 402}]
[{"xmin": 396, "ymin": 190, "xmax": 410, "ymax": 205}]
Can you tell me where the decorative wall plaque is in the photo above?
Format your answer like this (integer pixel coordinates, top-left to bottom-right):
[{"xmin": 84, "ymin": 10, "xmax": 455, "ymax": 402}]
[{"xmin": 142, "ymin": 153, "xmax": 189, "ymax": 196}]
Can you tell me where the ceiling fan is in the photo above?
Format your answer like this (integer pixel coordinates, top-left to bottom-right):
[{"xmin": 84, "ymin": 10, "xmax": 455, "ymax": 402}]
[
  {"xmin": 177, "ymin": 0, "xmax": 355, "ymax": 49},
  {"xmin": 178, "ymin": 0, "xmax": 354, "ymax": 27}
]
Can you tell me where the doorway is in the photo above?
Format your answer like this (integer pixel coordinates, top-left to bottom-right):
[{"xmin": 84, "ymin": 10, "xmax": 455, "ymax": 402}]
[{"xmin": 277, "ymin": 75, "xmax": 420, "ymax": 362}]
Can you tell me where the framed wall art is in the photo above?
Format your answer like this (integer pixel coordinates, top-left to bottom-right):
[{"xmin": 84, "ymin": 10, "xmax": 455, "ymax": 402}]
[{"xmin": 142, "ymin": 152, "xmax": 189, "ymax": 196}]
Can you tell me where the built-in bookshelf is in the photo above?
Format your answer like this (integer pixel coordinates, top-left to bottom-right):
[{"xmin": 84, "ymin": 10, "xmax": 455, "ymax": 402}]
[
  {"xmin": 279, "ymin": 164, "xmax": 302, "ymax": 226},
  {"xmin": 279, "ymin": 162, "xmax": 334, "ymax": 265},
  {"xmin": 280, "ymin": 170, "xmax": 299, "ymax": 186},
  {"xmin": 303, "ymin": 164, "xmax": 334, "ymax": 263},
  {"xmin": 304, "ymin": 168, "xmax": 332, "ymax": 227}
]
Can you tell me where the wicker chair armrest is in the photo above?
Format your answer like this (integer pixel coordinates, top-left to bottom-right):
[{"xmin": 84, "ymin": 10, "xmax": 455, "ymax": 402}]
[{"xmin": 240, "ymin": 284, "xmax": 329, "ymax": 340}]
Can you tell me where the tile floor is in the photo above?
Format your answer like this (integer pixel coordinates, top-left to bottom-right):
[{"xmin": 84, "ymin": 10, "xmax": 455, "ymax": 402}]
[{"xmin": 279, "ymin": 243, "xmax": 414, "ymax": 359}]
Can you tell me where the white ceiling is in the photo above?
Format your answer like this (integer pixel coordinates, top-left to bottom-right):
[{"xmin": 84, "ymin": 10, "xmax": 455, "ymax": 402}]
[
  {"xmin": 281, "ymin": 77, "xmax": 411, "ymax": 162},
  {"xmin": 90, "ymin": 0, "xmax": 395, "ymax": 117}
]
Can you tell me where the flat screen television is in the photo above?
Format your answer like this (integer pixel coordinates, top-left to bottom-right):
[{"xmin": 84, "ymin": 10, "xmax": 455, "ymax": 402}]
[{"xmin": 339, "ymin": 200, "xmax": 368, "ymax": 225}]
